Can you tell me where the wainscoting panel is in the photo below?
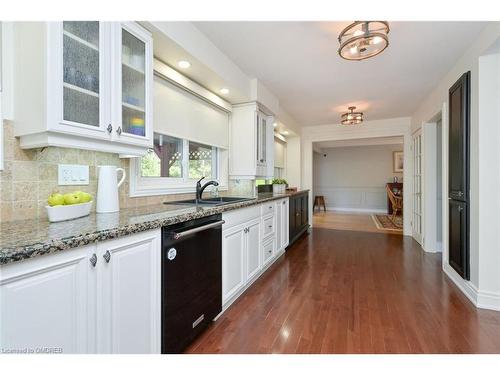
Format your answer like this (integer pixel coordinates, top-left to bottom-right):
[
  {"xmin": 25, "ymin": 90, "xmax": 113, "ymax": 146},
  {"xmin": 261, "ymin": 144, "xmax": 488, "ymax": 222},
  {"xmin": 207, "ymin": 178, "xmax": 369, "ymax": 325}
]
[{"xmin": 314, "ymin": 186, "xmax": 388, "ymax": 212}]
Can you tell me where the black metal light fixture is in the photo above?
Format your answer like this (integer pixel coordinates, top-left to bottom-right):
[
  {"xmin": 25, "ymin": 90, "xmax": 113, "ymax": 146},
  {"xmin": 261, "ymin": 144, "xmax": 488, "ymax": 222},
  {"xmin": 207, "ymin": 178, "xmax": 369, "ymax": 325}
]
[
  {"xmin": 338, "ymin": 21, "xmax": 390, "ymax": 61},
  {"xmin": 341, "ymin": 106, "xmax": 363, "ymax": 125}
]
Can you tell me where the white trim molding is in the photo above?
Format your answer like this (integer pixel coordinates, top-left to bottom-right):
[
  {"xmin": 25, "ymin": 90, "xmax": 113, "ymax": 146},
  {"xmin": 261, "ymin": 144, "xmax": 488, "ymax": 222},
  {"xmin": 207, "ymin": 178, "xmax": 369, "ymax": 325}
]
[{"xmin": 443, "ymin": 263, "xmax": 500, "ymax": 311}]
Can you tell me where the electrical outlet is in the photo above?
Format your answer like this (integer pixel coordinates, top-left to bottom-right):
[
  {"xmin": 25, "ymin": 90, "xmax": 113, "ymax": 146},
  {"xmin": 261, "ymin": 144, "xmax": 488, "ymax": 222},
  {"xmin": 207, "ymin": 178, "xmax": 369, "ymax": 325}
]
[{"xmin": 58, "ymin": 164, "xmax": 89, "ymax": 186}]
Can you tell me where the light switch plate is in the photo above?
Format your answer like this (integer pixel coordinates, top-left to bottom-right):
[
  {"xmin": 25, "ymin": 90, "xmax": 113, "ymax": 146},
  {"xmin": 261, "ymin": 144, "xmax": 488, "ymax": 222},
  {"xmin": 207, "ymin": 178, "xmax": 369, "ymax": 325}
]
[{"xmin": 58, "ymin": 164, "xmax": 89, "ymax": 186}]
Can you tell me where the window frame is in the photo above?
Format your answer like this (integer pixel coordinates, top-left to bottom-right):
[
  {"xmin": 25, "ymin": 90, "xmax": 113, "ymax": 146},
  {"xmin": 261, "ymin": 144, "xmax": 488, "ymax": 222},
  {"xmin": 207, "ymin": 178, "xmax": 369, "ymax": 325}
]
[{"xmin": 130, "ymin": 135, "xmax": 228, "ymax": 197}]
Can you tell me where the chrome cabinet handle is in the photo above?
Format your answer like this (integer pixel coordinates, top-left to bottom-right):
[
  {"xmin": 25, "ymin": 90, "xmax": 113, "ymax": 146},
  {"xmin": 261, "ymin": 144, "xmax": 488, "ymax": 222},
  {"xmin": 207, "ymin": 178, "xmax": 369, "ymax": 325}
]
[
  {"xmin": 89, "ymin": 253, "xmax": 97, "ymax": 267},
  {"xmin": 107, "ymin": 124, "xmax": 113, "ymax": 133},
  {"xmin": 116, "ymin": 126, "xmax": 122, "ymax": 135},
  {"xmin": 103, "ymin": 250, "xmax": 111, "ymax": 263}
]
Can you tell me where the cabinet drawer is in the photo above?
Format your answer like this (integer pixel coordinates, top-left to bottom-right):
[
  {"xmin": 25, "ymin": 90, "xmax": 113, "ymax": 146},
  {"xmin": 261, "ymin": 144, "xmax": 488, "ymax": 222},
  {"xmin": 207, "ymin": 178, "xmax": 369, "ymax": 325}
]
[
  {"xmin": 261, "ymin": 202, "xmax": 275, "ymax": 217},
  {"xmin": 262, "ymin": 216, "xmax": 275, "ymax": 238},
  {"xmin": 262, "ymin": 238, "xmax": 274, "ymax": 264}
]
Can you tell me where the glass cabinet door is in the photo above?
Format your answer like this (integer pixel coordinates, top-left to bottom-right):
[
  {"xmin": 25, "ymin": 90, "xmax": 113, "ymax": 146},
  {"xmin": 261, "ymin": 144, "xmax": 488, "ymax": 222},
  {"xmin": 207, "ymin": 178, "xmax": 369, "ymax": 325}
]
[
  {"xmin": 62, "ymin": 21, "xmax": 101, "ymax": 127},
  {"xmin": 120, "ymin": 26, "xmax": 147, "ymax": 139}
]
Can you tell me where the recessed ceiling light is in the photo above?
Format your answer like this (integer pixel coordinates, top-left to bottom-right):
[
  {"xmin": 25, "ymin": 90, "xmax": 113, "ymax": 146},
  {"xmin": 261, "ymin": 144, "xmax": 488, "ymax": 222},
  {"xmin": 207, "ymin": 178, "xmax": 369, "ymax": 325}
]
[
  {"xmin": 273, "ymin": 122, "xmax": 277, "ymax": 128},
  {"xmin": 220, "ymin": 88, "xmax": 229, "ymax": 95},
  {"xmin": 177, "ymin": 60, "xmax": 191, "ymax": 69}
]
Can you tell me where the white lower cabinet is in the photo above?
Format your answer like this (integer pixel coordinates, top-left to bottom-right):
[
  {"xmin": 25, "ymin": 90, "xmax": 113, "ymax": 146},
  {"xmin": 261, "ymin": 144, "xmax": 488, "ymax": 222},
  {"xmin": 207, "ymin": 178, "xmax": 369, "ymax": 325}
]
[
  {"xmin": 277, "ymin": 198, "xmax": 290, "ymax": 251},
  {"xmin": 97, "ymin": 230, "xmax": 161, "ymax": 354},
  {"xmin": 0, "ymin": 229, "xmax": 161, "ymax": 354},
  {"xmin": 222, "ymin": 199, "xmax": 289, "ymax": 310},
  {"xmin": 245, "ymin": 219, "xmax": 262, "ymax": 282},
  {"xmin": 221, "ymin": 225, "xmax": 246, "ymax": 305},
  {"xmin": 0, "ymin": 245, "xmax": 95, "ymax": 354}
]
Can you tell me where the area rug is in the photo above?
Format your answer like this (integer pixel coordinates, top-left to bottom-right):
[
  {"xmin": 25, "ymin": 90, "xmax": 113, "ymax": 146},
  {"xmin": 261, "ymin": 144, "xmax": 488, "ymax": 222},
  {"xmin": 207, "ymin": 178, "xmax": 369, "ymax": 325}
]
[{"xmin": 371, "ymin": 214, "xmax": 403, "ymax": 232}]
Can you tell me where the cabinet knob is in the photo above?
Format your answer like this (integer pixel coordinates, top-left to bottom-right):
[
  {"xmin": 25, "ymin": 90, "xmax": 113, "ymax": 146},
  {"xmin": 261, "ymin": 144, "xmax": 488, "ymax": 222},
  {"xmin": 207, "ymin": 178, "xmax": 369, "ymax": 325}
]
[
  {"xmin": 268, "ymin": 225, "xmax": 273, "ymax": 228},
  {"xmin": 116, "ymin": 126, "xmax": 122, "ymax": 135},
  {"xmin": 458, "ymin": 206, "xmax": 464, "ymax": 212},
  {"xmin": 107, "ymin": 124, "xmax": 113, "ymax": 133},
  {"xmin": 89, "ymin": 253, "xmax": 97, "ymax": 267},
  {"xmin": 103, "ymin": 250, "xmax": 111, "ymax": 263},
  {"xmin": 268, "ymin": 250, "xmax": 272, "ymax": 254}
]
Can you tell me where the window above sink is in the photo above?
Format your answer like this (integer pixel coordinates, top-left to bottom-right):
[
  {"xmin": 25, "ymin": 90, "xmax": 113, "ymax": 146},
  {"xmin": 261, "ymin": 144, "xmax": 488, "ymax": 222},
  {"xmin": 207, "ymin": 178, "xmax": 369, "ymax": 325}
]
[{"xmin": 131, "ymin": 132, "xmax": 229, "ymax": 197}]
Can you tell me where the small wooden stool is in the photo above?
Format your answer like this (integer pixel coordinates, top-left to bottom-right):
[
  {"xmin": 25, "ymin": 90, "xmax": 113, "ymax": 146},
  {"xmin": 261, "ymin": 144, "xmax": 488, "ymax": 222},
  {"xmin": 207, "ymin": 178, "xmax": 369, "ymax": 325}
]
[{"xmin": 314, "ymin": 196, "xmax": 326, "ymax": 212}]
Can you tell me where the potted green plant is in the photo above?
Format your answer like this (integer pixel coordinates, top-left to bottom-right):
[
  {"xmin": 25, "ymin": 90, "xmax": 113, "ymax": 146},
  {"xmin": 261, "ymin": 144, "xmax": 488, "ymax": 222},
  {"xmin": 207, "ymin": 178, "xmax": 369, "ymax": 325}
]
[{"xmin": 271, "ymin": 178, "xmax": 288, "ymax": 194}]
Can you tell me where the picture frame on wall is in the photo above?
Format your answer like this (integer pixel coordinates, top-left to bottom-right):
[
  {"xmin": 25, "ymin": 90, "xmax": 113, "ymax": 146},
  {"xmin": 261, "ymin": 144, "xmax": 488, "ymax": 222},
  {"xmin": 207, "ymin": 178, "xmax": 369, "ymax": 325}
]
[{"xmin": 393, "ymin": 151, "xmax": 404, "ymax": 173}]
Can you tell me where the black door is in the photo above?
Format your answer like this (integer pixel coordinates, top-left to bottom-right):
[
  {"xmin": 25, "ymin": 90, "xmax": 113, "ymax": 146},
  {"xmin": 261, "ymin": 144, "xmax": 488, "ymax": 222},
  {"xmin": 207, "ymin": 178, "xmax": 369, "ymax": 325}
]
[
  {"xmin": 448, "ymin": 71, "xmax": 470, "ymax": 280},
  {"xmin": 448, "ymin": 72, "xmax": 470, "ymax": 201},
  {"xmin": 449, "ymin": 200, "xmax": 469, "ymax": 279}
]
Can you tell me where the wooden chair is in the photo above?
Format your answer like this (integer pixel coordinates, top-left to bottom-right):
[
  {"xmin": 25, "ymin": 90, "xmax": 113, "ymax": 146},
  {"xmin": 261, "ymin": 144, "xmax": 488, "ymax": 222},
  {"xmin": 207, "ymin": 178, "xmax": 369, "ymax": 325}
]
[
  {"xmin": 314, "ymin": 196, "xmax": 326, "ymax": 212},
  {"xmin": 386, "ymin": 185, "xmax": 403, "ymax": 220}
]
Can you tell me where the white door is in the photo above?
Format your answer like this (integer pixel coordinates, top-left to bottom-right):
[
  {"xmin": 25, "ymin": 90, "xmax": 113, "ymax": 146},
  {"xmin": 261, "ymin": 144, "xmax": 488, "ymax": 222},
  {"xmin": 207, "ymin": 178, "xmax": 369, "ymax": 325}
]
[
  {"xmin": 50, "ymin": 21, "xmax": 111, "ymax": 140},
  {"xmin": 413, "ymin": 131, "xmax": 423, "ymax": 244},
  {"xmin": 280, "ymin": 198, "xmax": 289, "ymax": 250},
  {"xmin": 222, "ymin": 225, "xmax": 246, "ymax": 304},
  {"xmin": 245, "ymin": 219, "xmax": 261, "ymax": 281},
  {"xmin": 97, "ymin": 230, "xmax": 161, "ymax": 354},
  {"xmin": 111, "ymin": 22, "xmax": 153, "ymax": 147},
  {"xmin": 0, "ymin": 245, "xmax": 96, "ymax": 354}
]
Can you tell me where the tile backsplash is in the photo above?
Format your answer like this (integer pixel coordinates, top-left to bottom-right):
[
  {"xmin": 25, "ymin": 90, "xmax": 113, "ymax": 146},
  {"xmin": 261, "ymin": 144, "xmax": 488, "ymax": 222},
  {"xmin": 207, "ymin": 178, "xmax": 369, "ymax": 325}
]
[{"xmin": 0, "ymin": 120, "xmax": 254, "ymax": 222}]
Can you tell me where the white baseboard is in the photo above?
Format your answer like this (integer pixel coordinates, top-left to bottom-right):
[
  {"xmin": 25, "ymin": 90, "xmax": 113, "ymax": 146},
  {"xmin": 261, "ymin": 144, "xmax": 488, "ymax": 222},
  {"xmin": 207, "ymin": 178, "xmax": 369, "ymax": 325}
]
[
  {"xmin": 443, "ymin": 263, "xmax": 500, "ymax": 311},
  {"xmin": 325, "ymin": 207, "xmax": 387, "ymax": 214}
]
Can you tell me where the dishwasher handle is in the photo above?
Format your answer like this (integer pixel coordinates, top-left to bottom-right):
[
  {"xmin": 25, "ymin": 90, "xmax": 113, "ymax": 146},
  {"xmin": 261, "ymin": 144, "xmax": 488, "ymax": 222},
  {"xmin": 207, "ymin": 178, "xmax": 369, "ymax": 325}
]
[{"xmin": 170, "ymin": 220, "xmax": 225, "ymax": 240}]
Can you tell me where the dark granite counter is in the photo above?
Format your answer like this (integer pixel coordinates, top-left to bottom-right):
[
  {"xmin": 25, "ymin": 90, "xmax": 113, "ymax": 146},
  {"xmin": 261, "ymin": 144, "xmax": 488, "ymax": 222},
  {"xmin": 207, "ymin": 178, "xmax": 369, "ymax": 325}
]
[{"xmin": 0, "ymin": 191, "xmax": 308, "ymax": 265}]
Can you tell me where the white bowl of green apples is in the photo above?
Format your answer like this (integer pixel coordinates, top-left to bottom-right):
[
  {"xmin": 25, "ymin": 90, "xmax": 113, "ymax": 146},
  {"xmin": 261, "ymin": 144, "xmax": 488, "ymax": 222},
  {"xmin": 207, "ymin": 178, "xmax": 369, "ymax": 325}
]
[{"xmin": 46, "ymin": 191, "xmax": 93, "ymax": 223}]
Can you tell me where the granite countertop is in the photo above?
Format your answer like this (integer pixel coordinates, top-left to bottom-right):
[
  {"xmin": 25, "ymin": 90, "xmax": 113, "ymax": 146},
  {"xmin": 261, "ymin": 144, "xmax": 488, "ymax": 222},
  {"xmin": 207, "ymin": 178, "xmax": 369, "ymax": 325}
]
[{"xmin": 0, "ymin": 190, "xmax": 308, "ymax": 265}]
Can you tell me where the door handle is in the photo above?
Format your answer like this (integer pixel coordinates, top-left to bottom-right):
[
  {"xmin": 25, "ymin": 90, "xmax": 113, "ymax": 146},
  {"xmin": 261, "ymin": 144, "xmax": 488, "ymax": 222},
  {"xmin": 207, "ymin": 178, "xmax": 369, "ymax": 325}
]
[
  {"xmin": 103, "ymin": 250, "xmax": 111, "ymax": 263},
  {"xmin": 170, "ymin": 220, "xmax": 225, "ymax": 240}
]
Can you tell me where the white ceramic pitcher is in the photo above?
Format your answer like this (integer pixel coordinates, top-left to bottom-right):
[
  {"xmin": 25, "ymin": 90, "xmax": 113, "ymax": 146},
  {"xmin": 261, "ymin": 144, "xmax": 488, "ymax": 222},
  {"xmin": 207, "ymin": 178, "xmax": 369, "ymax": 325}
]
[{"xmin": 96, "ymin": 166, "xmax": 126, "ymax": 213}]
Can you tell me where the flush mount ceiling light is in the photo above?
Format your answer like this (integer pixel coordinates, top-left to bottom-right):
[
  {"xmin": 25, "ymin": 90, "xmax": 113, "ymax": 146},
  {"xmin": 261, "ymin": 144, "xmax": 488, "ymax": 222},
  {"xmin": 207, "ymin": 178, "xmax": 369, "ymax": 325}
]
[
  {"xmin": 341, "ymin": 106, "xmax": 363, "ymax": 125},
  {"xmin": 338, "ymin": 21, "xmax": 389, "ymax": 61},
  {"xmin": 177, "ymin": 60, "xmax": 191, "ymax": 69},
  {"xmin": 219, "ymin": 88, "xmax": 229, "ymax": 95}
]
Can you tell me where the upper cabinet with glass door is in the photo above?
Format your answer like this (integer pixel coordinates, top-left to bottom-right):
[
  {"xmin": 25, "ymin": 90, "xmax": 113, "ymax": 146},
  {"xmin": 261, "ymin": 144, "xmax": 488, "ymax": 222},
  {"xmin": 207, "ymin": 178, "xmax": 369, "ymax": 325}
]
[
  {"xmin": 112, "ymin": 22, "xmax": 153, "ymax": 147},
  {"xmin": 61, "ymin": 22, "xmax": 105, "ymax": 135},
  {"xmin": 12, "ymin": 22, "xmax": 153, "ymax": 156}
]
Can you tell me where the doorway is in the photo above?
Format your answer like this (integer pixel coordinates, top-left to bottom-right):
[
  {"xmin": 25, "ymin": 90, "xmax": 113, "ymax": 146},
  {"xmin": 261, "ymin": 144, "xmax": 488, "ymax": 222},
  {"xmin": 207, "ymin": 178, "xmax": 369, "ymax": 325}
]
[{"xmin": 412, "ymin": 131, "xmax": 423, "ymax": 244}]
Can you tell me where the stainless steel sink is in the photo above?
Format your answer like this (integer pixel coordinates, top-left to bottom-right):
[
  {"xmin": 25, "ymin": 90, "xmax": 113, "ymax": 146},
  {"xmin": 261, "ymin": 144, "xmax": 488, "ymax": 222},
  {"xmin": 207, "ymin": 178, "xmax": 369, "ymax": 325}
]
[{"xmin": 165, "ymin": 197, "xmax": 255, "ymax": 206}]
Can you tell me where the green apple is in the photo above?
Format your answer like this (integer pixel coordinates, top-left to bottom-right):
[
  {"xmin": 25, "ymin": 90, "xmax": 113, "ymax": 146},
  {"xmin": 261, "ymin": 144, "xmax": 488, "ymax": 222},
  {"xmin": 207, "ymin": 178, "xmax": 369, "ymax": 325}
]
[
  {"xmin": 74, "ymin": 191, "xmax": 92, "ymax": 203},
  {"xmin": 81, "ymin": 192, "xmax": 93, "ymax": 203},
  {"xmin": 63, "ymin": 193, "xmax": 81, "ymax": 205},
  {"xmin": 47, "ymin": 193, "xmax": 65, "ymax": 207}
]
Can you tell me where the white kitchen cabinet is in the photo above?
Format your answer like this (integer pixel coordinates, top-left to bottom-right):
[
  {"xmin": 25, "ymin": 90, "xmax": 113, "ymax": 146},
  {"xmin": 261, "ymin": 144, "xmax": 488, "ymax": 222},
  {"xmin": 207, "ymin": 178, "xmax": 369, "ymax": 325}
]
[
  {"xmin": 0, "ymin": 245, "xmax": 96, "ymax": 354},
  {"xmin": 262, "ymin": 236, "xmax": 276, "ymax": 267},
  {"xmin": 229, "ymin": 102, "xmax": 274, "ymax": 179},
  {"xmin": 97, "ymin": 230, "xmax": 161, "ymax": 354},
  {"xmin": 245, "ymin": 219, "xmax": 262, "ymax": 282},
  {"xmin": 276, "ymin": 198, "xmax": 290, "ymax": 251},
  {"xmin": 0, "ymin": 229, "xmax": 161, "ymax": 354},
  {"xmin": 222, "ymin": 224, "xmax": 246, "ymax": 304},
  {"xmin": 12, "ymin": 21, "xmax": 153, "ymax": 156}
]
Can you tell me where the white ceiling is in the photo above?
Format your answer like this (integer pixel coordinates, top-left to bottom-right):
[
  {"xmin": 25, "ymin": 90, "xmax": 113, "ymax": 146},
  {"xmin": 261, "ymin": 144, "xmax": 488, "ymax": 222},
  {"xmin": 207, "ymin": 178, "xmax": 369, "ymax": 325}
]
[{"xmin": 194, "ymin": 21, "xmax": 488, "ymax": 126}]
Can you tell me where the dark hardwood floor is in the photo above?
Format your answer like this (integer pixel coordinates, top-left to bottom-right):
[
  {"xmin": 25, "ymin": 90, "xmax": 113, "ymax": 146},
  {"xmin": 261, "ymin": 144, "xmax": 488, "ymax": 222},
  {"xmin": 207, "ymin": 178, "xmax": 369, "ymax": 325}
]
[{"xmin": 186, "ymin": 228, "xmax": 500, "ymax": 354}]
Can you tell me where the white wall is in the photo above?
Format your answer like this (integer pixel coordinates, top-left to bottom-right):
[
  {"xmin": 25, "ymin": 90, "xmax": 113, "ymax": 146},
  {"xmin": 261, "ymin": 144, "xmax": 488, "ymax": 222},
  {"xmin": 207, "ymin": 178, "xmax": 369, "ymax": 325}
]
[
  {"xmin": 313, "ymin": 144, "xmax": 403, "ymax": 212},
  {"xmin": 410, "ymin": 23, "xmax": 500, "ymax": 310},
  {"xmin": 285, "ymin": 136, "xmax": 301, "ymax": 188},
  {"xmin": 301, "ymin": 117, "xmax": 412, "ymax": 235}
]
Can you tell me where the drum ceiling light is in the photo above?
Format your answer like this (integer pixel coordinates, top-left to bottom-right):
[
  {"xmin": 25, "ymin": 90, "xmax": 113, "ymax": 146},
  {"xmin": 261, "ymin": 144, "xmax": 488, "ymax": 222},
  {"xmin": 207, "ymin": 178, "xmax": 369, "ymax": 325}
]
[
  {"xmin": 341, "ymin": 106, "xmax": 363, "ymax": 125},
  {"xmin": 338, "ymin": 21, "xmax": 390, "ymax": 61}
]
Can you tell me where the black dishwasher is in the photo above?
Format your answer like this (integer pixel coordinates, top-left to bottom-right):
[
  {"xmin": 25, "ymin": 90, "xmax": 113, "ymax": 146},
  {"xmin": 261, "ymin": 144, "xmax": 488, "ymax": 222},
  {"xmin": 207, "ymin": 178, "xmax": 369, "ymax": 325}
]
[{"xmin": 161, "ymin": 214, "xmax": 223, "ymax": 354}]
